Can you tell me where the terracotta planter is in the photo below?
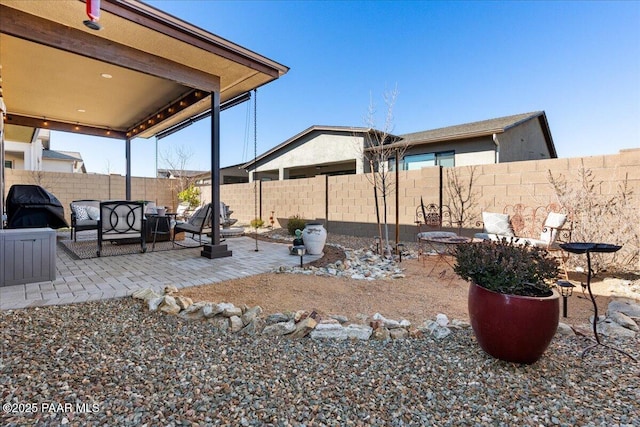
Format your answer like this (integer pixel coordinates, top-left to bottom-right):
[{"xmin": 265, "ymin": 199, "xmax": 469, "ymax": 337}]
[{"xmin": 468, "ymin": 282, "xmax": 559, "ymax": 364}]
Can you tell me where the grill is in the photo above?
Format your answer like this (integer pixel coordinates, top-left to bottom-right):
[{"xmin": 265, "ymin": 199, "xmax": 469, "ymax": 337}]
[{"xmin": 6, "ymin": 184, "xmax": 69, "ymax": 229}]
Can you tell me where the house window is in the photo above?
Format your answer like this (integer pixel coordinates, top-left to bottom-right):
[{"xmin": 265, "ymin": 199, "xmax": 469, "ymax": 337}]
[
  {"xmin": 390, "ymin": 151, "xmax": 455, "ymax": 170},
  {"xmin": 4, "ymin": 160, "xmax": 12, "ymax": 169}
]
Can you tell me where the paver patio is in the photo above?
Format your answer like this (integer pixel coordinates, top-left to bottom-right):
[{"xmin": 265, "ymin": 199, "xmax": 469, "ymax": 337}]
[{"xmin": 1, "ymin": 233, "xmax": 319, "ymax": 310}]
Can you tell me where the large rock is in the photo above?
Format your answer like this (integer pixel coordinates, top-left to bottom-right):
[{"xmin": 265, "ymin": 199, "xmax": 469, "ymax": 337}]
[
  {"xmin": 241, "ymin": 306, "xmax": 263, "ymax": 325},
  {"xmin": 148, "ymin": 297, "xmax": 164, "ymax": 312},
  {"xmin": 310, "ymin": 323, "xmax": 346, "ymax": 340},
  {"xmin": 132, "ymin": 288, "xmax": 161, "ymax": 301},
  {"xmin": 597, "ymin": 319, "xmax": 637, "ymax": 338},
  {"xmin": 179, "ymin": 302, "xmax": 207, "ymax": 320},
  {"xmin": 371, "ymin": 326, "xmax": 390, "ymax": 341},
  {"xmin": 240, "ymin": 318, "xmax": 265, "ymax": 336},
  {"xmin": 229, "ymin": 316, "xmax": 244, "ymax": 333},
  {"xmin": 164, "ymin": 285, "xmax": 179, "ymax": 295},
  {"xmin": 608, "ymin": 311, "xmax": 639, "ymax": 332},
  {"xmin": 263, "ymin": 320, "xmax": 297, "ymax": 337},
  {"xmin": 265, "ymin": 313, "xmax": 291, "ymax": 325},
  {"xmin": 389, "ymin": 328, "xmax": 409, "ymax": 340},
  {"xmin": 288, "ymin": 317, "xmax": 318, "ymax": 339},
  {"xmin": 208, "ymin": 317, "xmax": 229, "ymax": 332},
  {"xmin": 345, "ymin": 324, "xmax": 373, "ymax": 340},
  {"xmin": 608, "ymin": 299, "xmax": 640, "ymax": 319},
  {"xmin": 159, "ymin": 296, "xmax": 181, "ymax": 315},
  {"xmin": 222, "ymin": 306, "xmax": 243, "ymax": 318},
  {"xmin": 174, "ymin": 296, "xmax": 193, "ymax": 310}
]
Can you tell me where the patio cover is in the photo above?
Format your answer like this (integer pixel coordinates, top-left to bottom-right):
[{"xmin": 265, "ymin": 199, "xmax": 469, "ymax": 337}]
[{"xmin": 0, "ymin": 0, "xmax": 289, "ymax": 258}]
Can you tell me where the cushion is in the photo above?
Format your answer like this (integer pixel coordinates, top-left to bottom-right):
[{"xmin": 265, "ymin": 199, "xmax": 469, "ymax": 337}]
[
  {"xmin": 72, "ymin": 204, "xmax": 90, "ymax": 221},
  {"xmin": 540, "ymin": 212, "xmax": 567, "ymax": 243},
  {"xmin": 86, "ymin": 206, "xmax": 100, "ymax": 220},
  {"xmin": 418, "ymin": 231, "xmax": 458, "ymax": 240},
  {"xmin": 482, "ymin": 212, "xmax": 514, "ymax": 237}
]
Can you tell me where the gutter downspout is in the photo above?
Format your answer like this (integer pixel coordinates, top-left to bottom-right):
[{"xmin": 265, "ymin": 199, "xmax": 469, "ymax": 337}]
[{"xmin": 492, "ymin": 133, "xmax": 500, "ymax": 163}]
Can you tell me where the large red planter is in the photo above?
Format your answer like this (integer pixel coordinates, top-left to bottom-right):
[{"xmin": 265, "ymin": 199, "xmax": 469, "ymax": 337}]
[{"xmin": 468, "ymin": 282, "xmax": 560, "ymax": 364}]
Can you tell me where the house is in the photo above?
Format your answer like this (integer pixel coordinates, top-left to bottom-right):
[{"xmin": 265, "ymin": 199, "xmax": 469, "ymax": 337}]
[
  {"xmin": 3, "ymin": 127, "xmax": 86, "ymax": 173},
  {"xmin": 242, "ymin": 111, "xmax": 556, "ymax": 181},
  {"xmin": 158, "ymin": 164, "xmax": 248, "ymax": 185}
]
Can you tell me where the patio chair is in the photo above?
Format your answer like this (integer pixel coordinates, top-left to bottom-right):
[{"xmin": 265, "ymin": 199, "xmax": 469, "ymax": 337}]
[
  {"xmin": 97, "ymin": 201, "xmax": 147, "ymax": 257},
  {"xmin": 70, "ymin": 199, "xmax": 100, "ymax": 241},
  {"xmin": 173, "ymin": 203, "xmax": 212, "ymax": 246}
]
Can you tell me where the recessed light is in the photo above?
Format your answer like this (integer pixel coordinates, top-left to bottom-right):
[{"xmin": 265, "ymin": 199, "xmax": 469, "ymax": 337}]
[
  {"xmin": 101, "ymin": 73, "xmax": 113, "ymax": 79},
  {"xmin": 77, "ymin": 109, "xmax": 86, "ymax": 113}
]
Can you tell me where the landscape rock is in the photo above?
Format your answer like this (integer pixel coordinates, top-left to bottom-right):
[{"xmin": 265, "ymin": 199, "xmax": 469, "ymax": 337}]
[
  {"xmin": 174, "ymin": 296, "xmax": 193, "ymax": 310},
  {"xmin": 556, "ymin": 322, "xmax": 575, "ymax": 336},
  {"xmin": 310, "ymin": 323, "xmax": 346, "ymax": 340},
  {"xmin": 229, "ymin": 316, "xmax": 244, "ymax": 333},
  {"xmin": 345, "ymin": 324, "xmax": 373, "ymax": 340},
  {"xmin": 163, "ymin": 285, "xmax": 178, "ymax": 295},
  {"xmin": 608, "ymin": 311, "xmax": 639, "ymax": 332},
  {"xmin": 148, "ymin": 296, "xmax": 164, "ymax": 312},
  {"xmin": 262, "ymin": 320, "xmax": 297, "ymax": 337},
  {"xmin": 288, "ymin": 317, "xmax": 318, "ymax": 339},
  {"xmin": 239, "ymin": 317, "xmax": 265, "ymax": 336},
  {"xmin": 389, "ymin": 328, "xmax": 409, "ymax": 340},
  {"xmin": 222, "ymin": 306, "xmax": 243, "ymax": 318},
  {"xmin": 132, "ymin": 288, "xmax": 161, "ymax": 301},
  {"xmin": 265, "ymin": 313, "xmax": 291, "ymax": 325},
  {"xmin": 371, "ymin": 326, "xmax": 390, "ymax": 341},
  {"xmin": 159, "ymin": 296, "xmax": 181, "ymax": 315},
  {"xmin": 608, "ymin": 299, "xmax": 640, "ymax": 319},
  {"xmin": 241, "ymin": 306, "xmax": 263, "ymax": 325}
]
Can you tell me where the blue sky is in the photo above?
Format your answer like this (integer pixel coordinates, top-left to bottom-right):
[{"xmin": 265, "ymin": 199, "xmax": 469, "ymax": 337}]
[{"xmin": 51, "ymin": 0, "xmax": 640, "ymax": 177}]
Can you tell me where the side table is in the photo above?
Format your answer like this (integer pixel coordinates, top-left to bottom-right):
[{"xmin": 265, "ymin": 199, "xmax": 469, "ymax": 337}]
[{"xmin": 148, "ymin": 213, "xmax": 177, "ymax": 251}]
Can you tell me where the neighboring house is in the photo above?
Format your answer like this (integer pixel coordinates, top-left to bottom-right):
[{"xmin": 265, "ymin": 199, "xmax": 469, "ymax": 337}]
[
  {"xmin": 242, "ymin": 111, "xmax": 556, "ymax": 181},
  {"xmin": 159, "ymin": 164, "xmax": 249, "ymax": 185},
  {"xmin": 3, "ymin": 126, "xmax": 86, "ymax": 173}
]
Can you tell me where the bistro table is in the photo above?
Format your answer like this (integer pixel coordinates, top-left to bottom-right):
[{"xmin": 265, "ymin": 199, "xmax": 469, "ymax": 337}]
[
  {"xmin": 559, "ymin": 242, "xmax": 636, "ymax": 361},
  {"xmin": 418, "ymin": 232, "xmax": 472, "ymax": 276},
  {"xmin": 148, "ymin": 212, "xmax": 177, "ymax": 251}
]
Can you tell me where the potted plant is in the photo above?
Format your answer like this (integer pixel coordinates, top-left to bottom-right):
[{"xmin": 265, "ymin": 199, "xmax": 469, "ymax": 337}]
[{"xmin": 453, "ymin": 239, "xmax": 560, "ymax": 364}]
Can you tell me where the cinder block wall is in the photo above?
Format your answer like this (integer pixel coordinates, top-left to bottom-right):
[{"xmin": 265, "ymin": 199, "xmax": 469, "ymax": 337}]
[
  {"xmin": 5, "ymin": 149, "xmax": 639, "ymax": 242},
  {"xmin": 3, "ymin": 170, "xmax": 176, "ymax": 224}
]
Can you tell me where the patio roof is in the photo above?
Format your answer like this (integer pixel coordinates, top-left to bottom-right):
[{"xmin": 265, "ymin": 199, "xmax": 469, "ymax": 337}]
[
  {"xmin": 0, "ymin": 0, "xmax": 288, "ymax": 139},
  {"xmin": 0, "ymin": 0, "xmax": 289, "ymax": 258}
]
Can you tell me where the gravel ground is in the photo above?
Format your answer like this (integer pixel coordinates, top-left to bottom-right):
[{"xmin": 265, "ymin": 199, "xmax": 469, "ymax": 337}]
[{"xmin": 1, "ymin": 298, "xmax": 639, "ymax": 427}]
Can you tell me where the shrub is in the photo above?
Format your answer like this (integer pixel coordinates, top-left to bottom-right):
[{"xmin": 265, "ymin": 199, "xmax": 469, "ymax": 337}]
[
  {"xmin": 453, "ymin": 239, "xmax": 559, "ymax": 297},
  {"xmin": 177, "ymin": 185, "xmax": 200, "ymax": 209},
  {"xmin": 250, "ymin": 218, "xmax": 265, "ymax": 229},
  {"xmin": 287, "ymin": 215, "xmax": 307, "ymax": 236}
]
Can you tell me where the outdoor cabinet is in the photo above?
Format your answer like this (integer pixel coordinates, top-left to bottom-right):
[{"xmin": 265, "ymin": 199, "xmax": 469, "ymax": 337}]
[{"xmin": 1, "ymin": 228, "xmax": 56, "ymax": 286}]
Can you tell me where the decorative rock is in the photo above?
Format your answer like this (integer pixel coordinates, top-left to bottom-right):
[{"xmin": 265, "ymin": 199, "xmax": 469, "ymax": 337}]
[
  {"xmin": 159, "ymin": 296, "xmax": 181, "ymax": 315},
  {"xmin": 371, "ymin": 326, "xmax": 390, "ymax": 341},
  {"xmin": 556, "ymin": 322, "xmax": 575, "ymax": 336},
  {"xmin": 608, "ymin": 311, "xmax": 639, "ymax": 332},
  {"xmin": 179, "ymin": 302, "xmax": 207, "ymax": 320},
  {"xmin": 265, "ymin": 313, "xmax": 291, "ymax": 325},
  {"xmin": 222, "ymin": 306, "xmax": 243, "ymax": 318},
  {"xmin": 432, "ymin": 326, "xmax": 452, "ymax": 339},
  {"xmin": 148, "ymin": 297, "xmax": 164, "ymax": 312},
  {"xmin": 288, "ymin": 317, "xmax": 318, "ymax": 339},
  {"xmin": 450, "ymin": 319, "xmax": 471, "ymax": 329},
  {"xmin": 294, "ymin": 310, "xmax": 308, "ymax": 322},
  {"xmin": 132, "ymin": 288, "xmax": 161, "ymax": 301},
  {"xmin": 309, "ymin": 323, "xmax": 346, "ymax": 340},
  {"xmin": 330, "ymin": 314, "xmax": 349, "ymax": 324},
  {"xmin": 208, "ymin": 317, "xmax": 229, "ymax": 332},
  {"xmin": 202, "ymin": 303, "xmax": 220, "ymax": 318},
  {"xmin": 436, "ymin": 313, "xmax": 449, "ymax": 327},
  {"xmin": 345, "ymin": 324, "xmax": 373, "ymax": 340},
  {"xmin": 229, "ymin": 316, "xmax": 244, "ymax": 333},
  {"xmin": 389, "ymin": 328, "xmax": 409, "ymax": 340},
  {"xmin": 164, "ymin": 285, "xmax": 178, "ymax": 295},
  {"xmin": 262, "ymin": 320, "xmax": 297, "ymax": 337},
  {"xmin": 240, "ymin": 318, "xmax": 265, "ymax": 336},
  {"xmin": 597, "ymin": 319, "xmax": 637, "ymax": 338},
  {"xmin": 399, "ymin": 319, "xmax": 411, "ymax": 328},
  {"xmin": 241, "ymin": 306, "xmax": 263, "ymax": 325},
  {"xmin": 175, "ymin": 296, "xmax": 193, "ymax": 310},
  {"xmin": 372, "ymin": 312, "xmax": 401, "ymax": 329},
  {"xmin": 608, "ymin": 299, "xmax": 640, "ymax": 319}
]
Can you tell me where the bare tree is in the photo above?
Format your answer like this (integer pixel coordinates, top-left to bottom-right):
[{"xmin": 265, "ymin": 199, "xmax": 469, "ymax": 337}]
[
  {"xmin": 361, "ymin": 85, "xmax": 408, "ymax": 256},
  {"xmin": 160, "ymin": 144, "xmax": 196, "ymax": 194},
  {"xmin": 444, "ymin": 166, "xmax": 479, "ymax": 233}
]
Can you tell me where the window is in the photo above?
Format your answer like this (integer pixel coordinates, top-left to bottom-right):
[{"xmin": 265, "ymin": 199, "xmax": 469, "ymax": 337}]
[
  {"xmin": 390, "ymin": 151, "xmax": 455, "ymax": 170},
  {"xmin": 4, "ymin": 160, "xmax": 12, "ymax": 169}
]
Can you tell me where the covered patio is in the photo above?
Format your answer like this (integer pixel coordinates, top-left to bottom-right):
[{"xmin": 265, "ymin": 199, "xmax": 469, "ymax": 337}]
[{"xmin": 0, "ymin": 0, "xmax": 288, "ymax": 259}]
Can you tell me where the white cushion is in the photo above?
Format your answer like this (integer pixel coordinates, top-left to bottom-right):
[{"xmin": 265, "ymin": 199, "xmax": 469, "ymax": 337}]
[
  {"xmin": 72, "ymin": 204, "xmax": 90, "ymax": 221},
  {"xmin": 540, "ymin": 212, "xmax": 567, "ymax": 243},
  {"xmin": 418, "ymin": 231, "xmax": 458, "ymax": 240},
  {"xmin": 482, "ymin": 212, "xmax": 514, "ymax": 237},
  {"xmin": 86, "ymin": 206, "xmax": 100, "ymax": 220}
]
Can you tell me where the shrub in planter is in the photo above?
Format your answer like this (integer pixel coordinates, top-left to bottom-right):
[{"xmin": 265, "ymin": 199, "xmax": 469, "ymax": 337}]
[{"xmin": 454, "ymin": 239, "xmax": 561, "ymax": 364}]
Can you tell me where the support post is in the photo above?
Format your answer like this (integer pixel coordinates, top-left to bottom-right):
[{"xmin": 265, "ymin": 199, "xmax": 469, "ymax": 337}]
[
  {"xmin": 202, "ymin": 91, "xmax": 232, "ymax": 259},
  {"xmin": 125, "ymin": 137, "xmax": 131, "ymax": 200}
]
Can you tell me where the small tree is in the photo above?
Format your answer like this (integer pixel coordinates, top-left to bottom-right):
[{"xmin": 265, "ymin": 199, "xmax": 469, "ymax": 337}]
[
  {"xmin": 444, "ymin": 166, "xmax": 479, "ymax": 233},
  {"xmin": 177, "ymin": 185, "xmax": 200, "ymax": 209},
  {"xmin": 161, "ymin": 145, "xmax": 197, "ymax": 195},
  {"xmin": 360, "ymin": 85, "xmax": 407, "ymax": 256}
]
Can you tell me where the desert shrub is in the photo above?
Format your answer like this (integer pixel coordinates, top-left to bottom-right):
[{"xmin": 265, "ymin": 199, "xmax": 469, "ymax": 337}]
[
  {"xmin": 548, "ymin": 161, "xmax": 639, "ymax": 273},
  {"xmin": 250, "ymin": 218, "xmax": 265, "ymax": 229},
  {"xmin": 177, "ymin": 185, "xmax": 200, "ymax": 209},
  {"xmin": 287, "ymin": 215, "xmax": 307, "ymax": 236}
]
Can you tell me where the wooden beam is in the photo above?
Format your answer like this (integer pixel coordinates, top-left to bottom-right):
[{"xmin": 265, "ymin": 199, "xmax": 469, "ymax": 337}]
[
  {"xmin": 0, "ymin": 5, "xmax": 220, "ymax": 91},
  {"xmin": 5, "ymin": 114, "xmax": 127, "ymax": 140}
]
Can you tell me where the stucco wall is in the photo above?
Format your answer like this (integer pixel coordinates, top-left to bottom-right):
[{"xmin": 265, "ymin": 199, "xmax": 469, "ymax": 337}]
[
  {"xmin": 253, "ymin": 132, "xmax": 365, "ymax": 180},
  {"xmin": 498, "ymin": 118, "xmax": 551, "ymax": 162}
]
